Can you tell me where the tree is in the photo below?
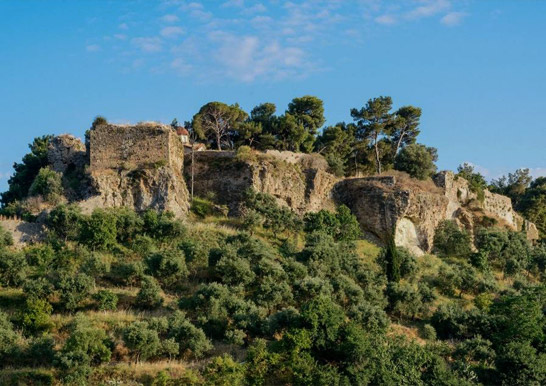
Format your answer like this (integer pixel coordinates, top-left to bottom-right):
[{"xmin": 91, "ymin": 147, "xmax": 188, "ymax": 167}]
[
  {"xmin": 457, "ymin": 163, "xmax": 488, "ymax": 201},
  {"xmin": 46, "ymin": 204, "xmax": 82, "ymax": 241},
  {"xmin": 55, "ymin": 315, "xmax": 111, "ymax": 383},
  {"xmin": 315, "ymin": 123, "xmax": 356, "ymax": 176},
  {"xmin": 1, "ymin": 135, "xmax": 53, "ymax": 206},
  {"xmin": 490, "ymin": 168, "xmax": 532, "ymax": 206},
  {"xmin": 93, "ymin": 290, "xmax": 118, "ymax": 311},
  {"xmin": 145, "ymin": 249, "xmax": 188, "ymax": 288},
  {"xmin": 391, "ymin": 106, "xmax": 421, "ymax": 157},
  {"xmin": 55, "ymin": 273, "xmax": 95, "ymax": 312},
  {"xmin": 0, "ymin": 225, "xmax": 13, "ymax": 248},
  {"xmin": 394, "ymin": 143, "xmax": 438, "ymax": 180},
  {"xmin": 192, "ymin": 102, "xmax": 248, "ymax": 150},
  {"xmin": 79, "ymin": 209, "xmax": 118, "ymax": 250},
  {"xmin": 21, "ymin": 298, "xmax": 53, "ymax": 335},
  {"xmin": 28, "ymin": 167, "xmax": 63, "ymax": 202},
  {"xmin": 351, "ymin": 96, "xmax": 394, "ymax": 174},
  {"xmin": 285, "ymin": 96, "xmax": 325, "ymax": 152},
  {"xmin": 518, "ymin": 177, "xmax": 546, "ymax": 240},
  {"xmin": 433, "ymin": 220, "xmax": 472, "ymax": 258},
  {"xmin": 122, "ymin": 321, "xmax": 161, "ymax": 362},
  {"xmin": 136, "ymin": 275, "xmax": 164, "ymax": 309}
]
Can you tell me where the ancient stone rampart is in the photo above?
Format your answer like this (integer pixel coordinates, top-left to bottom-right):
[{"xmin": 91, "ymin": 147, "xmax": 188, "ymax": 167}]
[{"xmin": 90, "ymin": 123, "xmax": 183, "ymax": 172}]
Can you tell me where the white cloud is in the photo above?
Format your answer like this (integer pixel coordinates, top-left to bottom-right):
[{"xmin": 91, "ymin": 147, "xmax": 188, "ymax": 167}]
[
  {"xmin": 222, "ymin": 0, "xmax": 244, "ymax": 7},
  {"xmin": 406, "ymin": 0, "xmax": 451, "ymax": 20},
  {"xmin": 210, "ymin": 32, "xmax": 307, "ymax": 82},
  {"xmin": 160, "ymin": 26, "xmax": 184, "ymax": 38},
  {"xmin": 119, "ymin": 22, "xmax": 129, "ymax": 30},
  {"xmin": 441, "ymin": 11, "xmax": 467, "ymax": 26},
  {"xmin": 114, "ymin": 34, "xmax": 127, "ymax": 40},
  {"xmin": 86, "ymin": 44, "xmax": 101, "ymax": 52},
  {"xmin": 375, "ymin": 14, "xmax": 396, "ymax": 25},
  {"xmin": 131, "ymin": 37, "xmax": 163, "ymax": 52},
  {"xmin": 170, "ymin": 58, "xmax": 193, "ymax": 74},
  {"xmin": 161, "ymin": 14, "xmax": 179, "ymax": 23}
]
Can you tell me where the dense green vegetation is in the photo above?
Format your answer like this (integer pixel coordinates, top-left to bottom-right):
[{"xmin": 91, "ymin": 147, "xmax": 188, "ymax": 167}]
[{"xmin": 0, "ymin": 193, "xmax": 544, "ymax": 384}]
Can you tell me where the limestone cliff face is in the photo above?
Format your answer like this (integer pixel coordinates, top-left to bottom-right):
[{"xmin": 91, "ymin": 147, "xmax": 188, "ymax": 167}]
[
  {"xmin": 187, "ymin": 150, "xmax": 338, "ymax": 214},
  {"xmin": 336, "ymin": 171, "xmax": 538, "ymax": 255}
]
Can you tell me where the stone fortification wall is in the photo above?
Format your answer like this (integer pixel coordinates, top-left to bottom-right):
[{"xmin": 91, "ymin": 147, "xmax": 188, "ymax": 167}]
[{"xmin": 90, "ymin": 123, "xmax": 182, "ymax": 171}]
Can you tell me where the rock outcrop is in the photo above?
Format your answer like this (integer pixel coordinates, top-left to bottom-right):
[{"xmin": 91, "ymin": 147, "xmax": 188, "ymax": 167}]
[
  {"xmin": 336, "ymin": 171, "xmax": 538, "ymax": 255},
  {"xmin": 186, "ymin": 150, "xmax": 338, "ymax": 214}
]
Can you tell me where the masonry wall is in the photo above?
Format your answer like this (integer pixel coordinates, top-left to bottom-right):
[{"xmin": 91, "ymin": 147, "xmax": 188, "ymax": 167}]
[{"xmin": 90, "ymin": 124, "xmax": 180, "ymax": 171}]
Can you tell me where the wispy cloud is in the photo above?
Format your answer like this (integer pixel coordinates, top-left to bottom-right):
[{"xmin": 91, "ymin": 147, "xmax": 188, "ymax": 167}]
[
  {"xmin": 375, "ymin": 14, "xmax": 397, "ymax": 25},
  {"xmin": 406, "ymin": 0, "xmax": 451, "ymax": 20},
  {"xmin": 98, "ymin": 0, "xmax": 469, "ymax": 82},
  {"xmin": 161, "ymin": 14, "xmax": 179, "ymax": 23},
  {"xmin": 86, "ymin": 44, "xmax": 101, "ymax": 52},
  {"xmin": 160, "ymin": 26, "xmax": 184, "ymax": 38},
  {"xmin": 131, "ymin": 37, "xmax": 162, "ymax": 53},
  {"xmin": 441, "ymin": 11, "xmax": 467, "ymax": 26}
]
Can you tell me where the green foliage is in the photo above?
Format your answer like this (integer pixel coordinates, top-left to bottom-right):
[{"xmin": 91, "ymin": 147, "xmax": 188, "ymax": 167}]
[
  {"xmin": 244, "ymin": 190, "xmax": 301, "ymax": 237},
  {"xmin": 21, "ymin": 298, "xmax": 53, "ymax": 335},
  {"xmin": 351, "ymin": 96, "xmax": 394, "ymax": 174},
  {"xmin": 303, "ymin": 205, "xmax": 361, "ymax": 241},
  {"xmin": 0, "ymin": 225, "xmax": 13, "ymax": 248},
  {"xmin": 145, "ymin": 249, "xmax": 188, "ymax": 288},
  {"xmin": 93, "ymin": 290, "xmax": 118, "ymax": 311},
  {"xmin": 192, "ymin": 102, "xmax": 248, "ymax": 150},
  {"xmin": 55, "ymin": 273, "xmax": 95, "ymax": 312},
  {"xmin": 202, "ymin": 354, "xmax": 246, "ymax": 386},
  {"xmin": 518, "ymin": 177, "xmax": 546, "ymax": 240},
  {"xmin": 0, "ymin": 311, "xmax": 19, "ymax": 363},
  {"xmin": 122, "ymin": 321, "xmax": 161, "ymax": 362},
  {"xmin": 28, "ymin": 167, "xmax": 63, "ymax": 202},
  {"xmin": 433, "ymin": 220, "xmax": 472, "ymax": 258},
  {"xmin": 1, "ymin": 135, "xmax": 53, "ymax": 206},
  {"xmin": 394, "ymin": 143, "xmax": 438, "ymax": 180},
  {"xmin": 495, "ymin": 341, "xmax": 546, "ymax": 385},
  {"xmin": 136, "ymin": 275, "xmax": 163, "ymax": 309},
  {"xmin": 79, "ymin": 209, "xmax": 118, "ymax": 250},
  {"xmin": 457, "ymin": 163, "xmax": 488, "ymax": 202},
  {"xmin": 191, "ymin": 197, "xmax": 227, "ymax": 218},
  {"xmin": 55, "ymin": 315, "xmax": 111, "ymax": 383},
  {"xmin": 0, "ymin": 249, "xmax": 27, "ymax": 286}
]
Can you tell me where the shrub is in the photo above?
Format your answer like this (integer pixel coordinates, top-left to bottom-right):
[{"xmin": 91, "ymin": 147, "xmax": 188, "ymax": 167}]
[
  {"xmin": 304, "ymin": 205, "xmax": 361, "ymax": 242},
  {"xmin": 422, "ymin": 324, "xmax": 437, "ymax": 340},
  {"xmin": 202, "ymin": 354, "xmax": 246, "ymax": 386},
  {"xmin": 0, "ymin": 311, "xmax": 19, "ymax": 363},
  {"xmin": 28, "ymin": 167, "xmax": 63, "ymax": 203},
  {"xmin": 145, "ymin": 249, "xmax": 188, "ymax": 288},
  {"xmin": 394, "ymin": 144, "xmax": 438, "ymax": 180},
  {"xmin": 235, "ymin": 145, "xmax": 256, "ymax": 163},
  {"xmin": 79, "ymin": 209, "xmax": 118, "ymax": 250},
  {"xmin": 0, "ymin": 250, "xmax": 27, "ymax": 286},
  {"xmin": 55, "ymin": 315, "xmax": 111, "ymax": 383},
  {"xmin": 122, "ymin": 321, "xmax": 161, "ymax": 362},
  {"xmin": 93, "ymin": 290, "xmax": 118, "ymax": 311},
  {"xmin": 136, "ymin": 275, "xmax": 163, "ymax": 309},
  {"xmin": 21, "ymin": 298, "xmax": 53, "ymax": 335},
  {"xmin": 0, "ymin": 225, "xmax": 13, "ymax": 248},
  {"xmin": 46, "ymin": 204, "xmax": 82, "ymax": 241},
  {"xmin": 167, "ymin": 311, "xmax": 212, "ymax": 358},
  {"xmin": 433, "ymin": 220, "xmax": 472, "ymax": 257},
  {"xmin": 55, "ymin": 273, "xmax": 95, "ymax": 312}
]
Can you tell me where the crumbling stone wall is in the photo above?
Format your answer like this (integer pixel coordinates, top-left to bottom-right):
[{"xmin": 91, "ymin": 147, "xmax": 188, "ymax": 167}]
[
  {"xmin": 90, "ymin": 123, "xmax": 182, "ymax": 171},
  {"xmin": 82, "ymin": 123, "xmax": 189, "ymax": 216}
]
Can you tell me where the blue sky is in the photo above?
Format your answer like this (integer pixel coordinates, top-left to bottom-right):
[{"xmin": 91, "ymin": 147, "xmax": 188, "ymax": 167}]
[{"xmin": 1, "ymin": 0, "xmax": 545, "ymax": 191}]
